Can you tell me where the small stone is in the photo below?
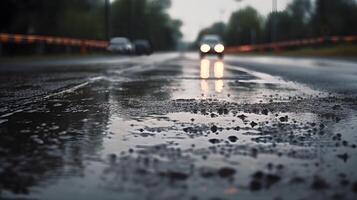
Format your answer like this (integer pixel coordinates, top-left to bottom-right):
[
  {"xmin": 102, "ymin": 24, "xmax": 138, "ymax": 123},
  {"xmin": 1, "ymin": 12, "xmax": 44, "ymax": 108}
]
[
  {"xmin": 228, "ymin": 136, "xmax": 238, "ymax": 143},
  {"xmin": 319, "ymin": 124, "xmax": 325, "ymax": 129},
  {"xmin": 160, "ymin": 171, "xmax": 188, "ymax": 181},
  {"xmin": 234, "ymin": 126, "xmax": 240, "ymax": 131},
  {"xmin": 250, "ymin": 121, "xmax": 258, "ymax": 128},
  {"xmin": 262, "ymin": 109, "xmax": 269, "ymax": 115},
  {"xmin": 279, "ymin": 116, "xmax": 288, "ymax": 122},
  {"xmin": 238, "ymin": 114, "xmax": 247, "ymax": 121},
  {"xmin": 250, "ymin": 180, "xmax": 262, "ymax": 191},
  {"xmin": 200, "ymin": 169, "xmax": 216, "ymax": 178},
  {"xmin": 252, "ymin": 171, "xmax": 264, "ymax": 179},
  {"xmin": 209, "ymin": 138, "xmax": 220, "ymax": 144},
  {"xmin": 109, "ymin": 154, "xmax": 117, "ymax": 162},
  {"xmin": 210, "ymin": 113, "xmax": 217, "ymax": 118},
  {"xmin": 337, "ymin": 153, "xmax": 349, "ymax": 162},
  {"xmin": 211, "ymin": 125, "xmax": 218, "ymax": 133},
  {"xmin": 342, "ymin": 141, "xmax": 348, "ymax": 146},
  {"xmin": 266, "ymin": 174, "xmax": 281, "ymax": 188},
  {"xmin": 183, "ymin": 127, "xmax": 191, "ymax": 132},
  {"xmin": 311, "ymin": 176, "xmax": 330, "ymax": 190}
]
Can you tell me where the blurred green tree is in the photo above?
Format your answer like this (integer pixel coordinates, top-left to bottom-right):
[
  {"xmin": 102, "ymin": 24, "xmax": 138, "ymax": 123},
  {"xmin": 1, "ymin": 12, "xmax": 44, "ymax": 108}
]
[
  {"xmin": 225, "ymin": 6, "xmax": 263, "ymax": 46},
  {"xmin": 312, "ymin": 0, "xmax": 357, "ymax": 36},
  {"xmin": 196, "ymin": 0, "xmax": 357, "ymax": 46},
  {"xmin": 111, "ymin": 0, "xmax": 182, "ymax": 50},
  {"xmin": 0, "ymin": 0, "xmax": 182, "ymax": 50}
]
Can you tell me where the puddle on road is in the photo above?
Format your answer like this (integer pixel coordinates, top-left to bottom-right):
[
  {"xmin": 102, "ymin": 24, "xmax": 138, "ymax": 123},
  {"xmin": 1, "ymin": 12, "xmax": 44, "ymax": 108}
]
[
  {"xmin": 100, "ymin": 102, "xmax": 357, "ymax": 199},
  {"xmin": 171, "ymin": 58, "xmax": 326, "ymax": 104}
]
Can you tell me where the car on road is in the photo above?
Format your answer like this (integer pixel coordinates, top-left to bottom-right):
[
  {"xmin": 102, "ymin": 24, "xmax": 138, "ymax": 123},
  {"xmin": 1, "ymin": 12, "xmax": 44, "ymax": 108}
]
[
  {"xmin": 199, "ymin": 35, "xmax": 225, "ymax": 59},
  {"xmin": 107, "ymin": 37, "xmax": 133, "ymax": 54},
  {"xmin": 133, "ymin": 40, "xmax": 153, "ymax": 55}
]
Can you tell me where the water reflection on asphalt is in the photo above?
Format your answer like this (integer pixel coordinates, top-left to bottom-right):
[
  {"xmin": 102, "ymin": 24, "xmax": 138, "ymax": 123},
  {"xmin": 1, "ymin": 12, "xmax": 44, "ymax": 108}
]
[
  {"xmin": 1, "ymin": 54, "xmax": 357, "ymax": 200},
  {"xmin": 200, "ymin": 59, "xmax": 225, "ymax": 93}
]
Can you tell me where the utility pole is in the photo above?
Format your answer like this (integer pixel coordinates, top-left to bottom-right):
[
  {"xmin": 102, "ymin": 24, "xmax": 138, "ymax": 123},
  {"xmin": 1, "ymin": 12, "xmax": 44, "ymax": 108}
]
[
  {"xmin": 271, "ymin": 0, "xmax": 278, "ymax": 42},
  {"xmin": 235, "ymin": 0, "xmax": 243, "ymax": 45},
  {"xmin": 105, "ymin": 0, "xmax": 111, "ymax": 40},
  {"xmin": 127, "ymin": 0, "xmax": 135, "ymax": 39}
]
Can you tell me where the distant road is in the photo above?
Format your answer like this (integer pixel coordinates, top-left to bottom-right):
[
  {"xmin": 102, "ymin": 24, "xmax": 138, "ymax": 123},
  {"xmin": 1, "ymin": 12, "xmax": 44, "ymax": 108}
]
[
  {"xmin": 225, "ymin": 55, "xmax": 357, "ymax": 94},
  {"xmin": 1, "ymin": 53, "xmax": 356, "ymax": 94}
]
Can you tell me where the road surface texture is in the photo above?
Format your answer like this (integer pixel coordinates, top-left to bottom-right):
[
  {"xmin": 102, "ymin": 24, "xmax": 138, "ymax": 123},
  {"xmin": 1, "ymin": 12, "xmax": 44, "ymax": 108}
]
[{"xmin": 1, "ymin": 53, "xmax": 357, "ymax": 200}]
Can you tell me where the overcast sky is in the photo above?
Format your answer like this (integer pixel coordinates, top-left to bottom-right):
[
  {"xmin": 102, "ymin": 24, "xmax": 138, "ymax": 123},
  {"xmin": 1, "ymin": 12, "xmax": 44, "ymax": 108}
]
[{"xmin": 169, "ymin": 0, "xmax": 293, "ymax": 41}]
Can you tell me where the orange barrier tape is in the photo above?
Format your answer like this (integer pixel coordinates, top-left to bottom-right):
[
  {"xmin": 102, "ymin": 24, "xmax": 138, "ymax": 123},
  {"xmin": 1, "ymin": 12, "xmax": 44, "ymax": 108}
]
[
  {"xmin": 27, "ymin": 35, "xmax": 36, "ymax": 43},
  {"xmin": 0, "ymin": 33, "xmax": 109, "ymax": 49},
  {"xmin": 0, "ymin": 34, "xmax": 9, "ymax": 43},
  {"xmin": 13, "ymin": 34, "xmax": 23, "ymax": 43},
  {"xmin": 345, "ymin": 36, "xmax": 357, "ymax": 42},
  {"xmin": 46, "ymin": 37, "xmax": 54, "ymax": 44},
  {"xmin": 227, "ymin": 35, "xmax": 357, "ymax": 53}
]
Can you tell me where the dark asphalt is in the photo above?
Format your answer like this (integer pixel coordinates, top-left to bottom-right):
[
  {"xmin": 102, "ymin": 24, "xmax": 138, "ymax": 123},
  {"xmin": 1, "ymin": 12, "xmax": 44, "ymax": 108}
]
[{"xmin": 0, "ymin": 53, "xmax": 357, "ymax": 200}]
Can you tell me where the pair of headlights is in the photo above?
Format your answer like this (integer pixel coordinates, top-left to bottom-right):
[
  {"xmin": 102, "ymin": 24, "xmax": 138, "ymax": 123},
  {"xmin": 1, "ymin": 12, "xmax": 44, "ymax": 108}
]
[{"xmin": 200, "ymin": 44, "xmax": 225, "ymax": 53}]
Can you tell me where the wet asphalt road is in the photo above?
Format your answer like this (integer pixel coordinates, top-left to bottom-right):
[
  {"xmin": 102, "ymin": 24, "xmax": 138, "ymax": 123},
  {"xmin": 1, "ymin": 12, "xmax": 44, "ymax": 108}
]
[{"xmin": 0, "ymin": 53, "xmax": 357, "ymax": 200}]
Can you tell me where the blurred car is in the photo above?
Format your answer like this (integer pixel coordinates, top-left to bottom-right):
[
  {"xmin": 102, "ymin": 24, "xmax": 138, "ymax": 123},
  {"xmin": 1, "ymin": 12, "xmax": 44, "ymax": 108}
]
[
  {"xmin": 133, "ymin": 40, "xmax": 153, "ymax": 55},
  {"xmin": 199, "ymin": 35, "xmax": 225, "ymax": 59},
  {"xmin": 107, "ymin": 37, "xmax": 133, "ymax": 54}
]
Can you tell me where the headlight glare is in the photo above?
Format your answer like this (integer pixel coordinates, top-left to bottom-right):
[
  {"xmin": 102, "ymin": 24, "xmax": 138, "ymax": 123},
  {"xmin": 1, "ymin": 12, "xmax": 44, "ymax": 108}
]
[
  {"xmin": 200, "ymin": 44, "xmax": 210, "ymax": 53},
  {"xmin": 214, "ymin": 44, "xmax": 225, "ymax": 53}
]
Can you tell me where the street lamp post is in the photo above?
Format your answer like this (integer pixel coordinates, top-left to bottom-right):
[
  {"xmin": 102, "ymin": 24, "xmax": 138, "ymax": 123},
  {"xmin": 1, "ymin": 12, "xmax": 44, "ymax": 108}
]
[
  {"xmin": 235, "ymin": 0, "xmax": 243, "ymax": 8},
  {"xmin": 272, "ymin": 0, "xmax": 277, "ymax": 12},
  {"xmin": 105, "ymin": 0, "xmax": 111, "ymax": 40}
]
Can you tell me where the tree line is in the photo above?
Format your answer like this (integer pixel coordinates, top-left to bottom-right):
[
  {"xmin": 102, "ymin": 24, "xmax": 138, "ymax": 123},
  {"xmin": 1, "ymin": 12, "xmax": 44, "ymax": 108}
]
[
  {"xmin": 196, "ymin": 0, "xmax": 357, "ymax": 46},
  {"xmin": 0, "ymin": 0, "xmax": 182, "ymax": 50}
]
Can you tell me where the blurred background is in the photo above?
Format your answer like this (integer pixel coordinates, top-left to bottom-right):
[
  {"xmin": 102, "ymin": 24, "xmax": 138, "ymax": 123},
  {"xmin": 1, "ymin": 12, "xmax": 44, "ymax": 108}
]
[{"xmin": 0, "ymin": 0, "xmax": 356, "ymax": 56}]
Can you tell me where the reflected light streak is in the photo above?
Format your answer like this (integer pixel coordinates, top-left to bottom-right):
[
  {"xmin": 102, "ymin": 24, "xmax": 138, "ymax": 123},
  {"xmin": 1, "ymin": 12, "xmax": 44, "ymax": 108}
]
[
  {"xmin": 200, "ymin": 59, "xmax": 210, "ymax": 79},
  {"xmin": 201, "ymin": 80, "xmax": 209, "ymax": 93},
  {"xmin": 215, "ymin": 80, "xmax": 223, "ymax": 93},
  {"xmin": 214, "ymin": 61, "xmax": 224, "ymax": 78},
  {"xmin": 200, "ymin": 59, "xmax": 225, "ymax": 93}
]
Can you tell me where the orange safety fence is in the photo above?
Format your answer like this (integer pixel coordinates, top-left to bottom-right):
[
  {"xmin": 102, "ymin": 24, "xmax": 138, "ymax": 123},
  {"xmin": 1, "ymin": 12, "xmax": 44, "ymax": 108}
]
[
  {"xmin": 226, "ymin": 35, "xmax": 357, "ymax": 53},
  {"xmin": 0, "ymin": 33, "xmax": 109, "ymax": 49}
]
